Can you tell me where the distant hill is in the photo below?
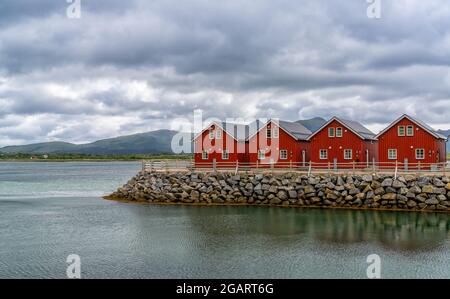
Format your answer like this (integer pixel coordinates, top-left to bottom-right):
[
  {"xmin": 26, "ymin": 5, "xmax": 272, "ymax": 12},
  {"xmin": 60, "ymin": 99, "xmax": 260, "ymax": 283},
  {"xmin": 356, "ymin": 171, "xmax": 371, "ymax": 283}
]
[
  {"xmin": 2, "ymin": 125, "xmax": 447, "ymax": 156},
  {"xmin": 437, "ymin": 130, "xmax": 450, "ymax": 153},
  {"xmin": 296, "ymin": 117, "xmax": 327, "ymax": 132},
  {"xmin": 0, "ymin": 141, "xmax": 79, "ymax": 154},
  {"xmin": 0, "ymin": 130, "xmax": 190, "ymax": 155}
]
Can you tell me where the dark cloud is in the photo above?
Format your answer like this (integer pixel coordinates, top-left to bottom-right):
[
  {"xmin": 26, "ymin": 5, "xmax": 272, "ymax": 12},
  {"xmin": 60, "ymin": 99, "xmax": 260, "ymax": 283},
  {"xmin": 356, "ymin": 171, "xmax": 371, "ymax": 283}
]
[{"xmin": 0, "ymin": 0, "xmax": 449, "ymax": 146}]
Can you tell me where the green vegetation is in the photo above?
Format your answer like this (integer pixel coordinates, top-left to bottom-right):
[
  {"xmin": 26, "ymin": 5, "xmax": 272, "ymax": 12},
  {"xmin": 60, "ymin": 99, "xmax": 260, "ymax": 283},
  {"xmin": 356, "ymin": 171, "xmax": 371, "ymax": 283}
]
[
  {"xmin": 0, "ymin": 129, "xmax": 192, "ymax": 155},
  {"xmin": 0, "ymin": 153, "xmax": 193, "ymax": 161}
]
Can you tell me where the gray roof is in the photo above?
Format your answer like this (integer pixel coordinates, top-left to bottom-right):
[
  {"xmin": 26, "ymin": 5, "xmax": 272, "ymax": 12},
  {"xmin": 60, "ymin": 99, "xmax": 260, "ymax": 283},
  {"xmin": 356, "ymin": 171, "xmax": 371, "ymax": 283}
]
[
  {"xmin": 278, "ymin": 120, "xmax": 312, "ymax": 140},
  {"xmin": 337, "ymin": 118, "xmax": 377, "ymax": 140},
  {"xmin": 221, "ymin": 119, "xmax": 312, "ymax": 141},
  {"xmin": 375, "ymin": 114, "xmax": 448, "ymax": 140},
  {"xmin": 307, "ymin": 116, "xmax": 377, "ymax": 141},
  {"xmin": 405, "ymin": 115, "xmax": 447, "ymax": 140}
]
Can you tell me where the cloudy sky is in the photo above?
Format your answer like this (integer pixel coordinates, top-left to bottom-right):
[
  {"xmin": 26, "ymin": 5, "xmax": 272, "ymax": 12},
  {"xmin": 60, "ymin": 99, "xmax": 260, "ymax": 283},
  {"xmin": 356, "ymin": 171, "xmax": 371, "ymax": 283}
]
[{"xmin": 0, "ymin": 0, "xmax": 449, "ymax": 146}]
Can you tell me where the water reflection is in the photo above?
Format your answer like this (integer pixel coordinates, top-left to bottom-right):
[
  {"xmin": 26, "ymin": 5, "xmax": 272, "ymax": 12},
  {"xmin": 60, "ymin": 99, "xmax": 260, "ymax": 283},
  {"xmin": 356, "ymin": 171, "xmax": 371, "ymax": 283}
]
[{"xmin": 175, "ymin": 206, "xmax": 450, "ymax": 251}]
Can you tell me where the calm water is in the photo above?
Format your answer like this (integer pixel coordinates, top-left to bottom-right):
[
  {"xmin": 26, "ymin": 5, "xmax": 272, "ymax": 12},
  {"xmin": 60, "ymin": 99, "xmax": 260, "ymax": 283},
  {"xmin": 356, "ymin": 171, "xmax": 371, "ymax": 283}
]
[{"xmin": 0, "ymin": 162, "xmax": 449, "ymax": 279}]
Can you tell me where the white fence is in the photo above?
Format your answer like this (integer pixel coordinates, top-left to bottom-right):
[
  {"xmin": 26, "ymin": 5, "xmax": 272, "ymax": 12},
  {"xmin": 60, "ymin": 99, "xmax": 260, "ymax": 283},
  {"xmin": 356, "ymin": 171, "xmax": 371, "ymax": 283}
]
[{"xmin": 142, "ymin": 160, "xmax": 450, "ymax": 176}]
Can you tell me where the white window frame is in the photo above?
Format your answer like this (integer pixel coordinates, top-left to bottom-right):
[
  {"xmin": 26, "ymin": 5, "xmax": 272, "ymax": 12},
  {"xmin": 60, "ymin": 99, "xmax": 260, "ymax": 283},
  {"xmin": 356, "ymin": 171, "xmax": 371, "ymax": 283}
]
[
  {"xmin": 273, "ymin": 126, "xmax": 279, "ymax": 139},
  {"xmin": 336, "ymin": 127, "xmax": 343, "ymax": 137},
  {"xmin": 209, "ymin": 129, "xmax": 214, "ymax": 140},
  {"xmin": 202, "ymin": 151, "xmax": 209, "ymax": 160},
  {"xmin": 320, "ymin": 149, "xmax": 328, "ymax": 160},
  {"xmin": 388, "ymin": 149, "xmax": 397, "ymax": 160},
  {"xmin": 222, "ymin": 149, "xmax": 229, "ymax": 160},
  {"xmin": 398, "ymin": 126, "xmax": 405, "ymax": 136},
  {"xmin": 258, "ymin": 150, "xmax": 266, "ymax": 160},
  {"xmin": 344, "ymin": 149, "xmax": 352, "ymax": 160},
  {"xmin": 216, "ymin": 129, "xmax": 222, "ymax": 139},
  {"xmin": 266, "ymin": 127, "xmax": 272, "ymax": 139},
  {"xmin": 406, "ymin": 125, "xmax": 414, "ymax": 136},
  {"xmin": 415, "ymin": 148, "xmax": 425, "ymax": 160},
  {"xmin": 328, "ymin": 127, "xmax": 335, "ymax": 138},
  {"xmin": 280, "ymin": 150, "xmax": 288, "ymax": 160}
]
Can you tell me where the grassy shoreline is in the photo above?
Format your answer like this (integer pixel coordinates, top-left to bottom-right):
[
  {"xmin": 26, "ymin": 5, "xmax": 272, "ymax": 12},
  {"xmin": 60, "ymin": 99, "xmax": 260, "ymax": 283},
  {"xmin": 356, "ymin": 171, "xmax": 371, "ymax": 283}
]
[{"xmin": 0, "ymin": 153, "xmax": 193, "ymax": 162}]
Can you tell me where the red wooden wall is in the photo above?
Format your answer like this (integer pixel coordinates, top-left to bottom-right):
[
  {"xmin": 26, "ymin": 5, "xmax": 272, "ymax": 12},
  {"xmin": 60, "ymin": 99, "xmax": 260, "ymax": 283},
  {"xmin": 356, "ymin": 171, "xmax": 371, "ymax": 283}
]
[
  {"xmin": 309, "ymin": 120, "xmax": 378, "ymax": 165},
  {"xmin": 378, "ymin": 118, "xmax": 445, "ymax": 165},
  {"xmin": 194, "ymin": 124, "xmax": 244, "ymax": 167},
  {"xmin": 247, "ymin": 122, "xmax": 309, "ymax": 167}
]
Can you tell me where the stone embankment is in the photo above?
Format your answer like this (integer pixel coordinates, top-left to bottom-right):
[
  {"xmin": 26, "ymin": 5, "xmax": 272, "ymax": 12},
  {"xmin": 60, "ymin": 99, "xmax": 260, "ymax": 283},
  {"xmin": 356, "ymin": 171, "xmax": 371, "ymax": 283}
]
[{"xmin": 106, "ymin": 171, "xmax": 450, "ymax": 212}]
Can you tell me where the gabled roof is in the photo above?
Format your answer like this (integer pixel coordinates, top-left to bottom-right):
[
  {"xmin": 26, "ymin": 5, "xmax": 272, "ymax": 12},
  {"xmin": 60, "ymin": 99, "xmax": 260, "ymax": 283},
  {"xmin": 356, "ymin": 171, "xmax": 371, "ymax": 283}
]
[
  {"xmin": 247, "ymin": 120, "xmax": 264, "ymax": 140},
  {"xmin": 193, "ymin": 121, "xmax": 248, "ymax": 142},
  {"xmin": 278, "ymin": 120, "xmax": 312, "ymax": 140},
  {"xmin": 247, "ymin": 119, "xmax": 312, "ymax": 141},
  {"xmin": 307, "ymin": 117, "xmax": 377, "ymax": 141},
  {"xmin": 375, "ymin": 114, "xmax": 448, "ymax": 140},
  {"xmin": 220, "ymin": 122, "xmax": 249, "ymax": 142}
]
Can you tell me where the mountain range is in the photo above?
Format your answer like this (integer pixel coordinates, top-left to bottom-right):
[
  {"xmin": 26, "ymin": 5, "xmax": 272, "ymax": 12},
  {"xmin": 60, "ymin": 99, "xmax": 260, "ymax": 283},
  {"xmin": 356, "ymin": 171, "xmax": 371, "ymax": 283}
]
[
  {"xmin": 296, "ymin": 117, "xmax": 327, "ymax": 132},
  {"xmin": 0, "ymin": 130, "xmax": 181, "ymax": 155},
  {"xmin": 0, "ymin": 118, "xmax": 448, "ymax": 155}
]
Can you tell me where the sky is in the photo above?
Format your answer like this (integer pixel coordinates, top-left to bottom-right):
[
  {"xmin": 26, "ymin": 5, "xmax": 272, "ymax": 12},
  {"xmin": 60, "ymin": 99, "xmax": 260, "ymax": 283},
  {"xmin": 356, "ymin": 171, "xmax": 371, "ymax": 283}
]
[{"xmin": 0, "ymin": 0, "xmax": 449, "ymax": 146}]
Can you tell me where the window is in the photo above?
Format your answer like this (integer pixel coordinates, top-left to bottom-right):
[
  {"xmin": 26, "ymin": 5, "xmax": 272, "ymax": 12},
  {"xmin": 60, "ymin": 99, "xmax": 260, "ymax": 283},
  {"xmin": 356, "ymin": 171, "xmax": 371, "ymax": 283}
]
[
  {"xmin": 266, "ymin": 127, "xmax": 272, "ymax": 138},
  {"xmin": 222, "ymin": 150, "xmax": 229, "ymax": 160},
  {"xmin": 336, "ymin": 127, "xmax": 343, "ymax": 137},
  {"xmin": 344, "ymin": 149, "xmax": 352, "ymax": 160},
  {"xmin": 328, "ymin": 127, "xmax": 335, "ymax": 137},
  {"xmin": 280, "ymin": 150, "xmax": 288, "ymax": 160},
  {"xmin": 202, "ymin": 151, "xmax": 208, "ymax": 160},
  {"xmin": 407, "ymin": 125, "xmax": 414, "ymax": 136},
  {"xmin": 416, "ymin": 148, "xmax": 425, "ymax": 160},
  {"xmin": 388, "ymin": 149, "xmax": 397, "ymax": 160},
  {"xmin": 216, "ymin": 129, "xmax": 222, "ymax": 139},
  {"xmin": 209, "ymin": 129, "xmax": 214, "ymax": 140},
  {"xmin": 320, "ymin": 149, "xmax": 328, "ymax": 160},
  {"xmin": 273, "ymin": 127, "xmax": 279, "ymax": 138},
  {"xmin": 398, "ymin": 126, "xmax": 405, "ymax": 136},
  {"xmin": 258, "ymin": 150, "xmax": 266, "ymax": 160}
]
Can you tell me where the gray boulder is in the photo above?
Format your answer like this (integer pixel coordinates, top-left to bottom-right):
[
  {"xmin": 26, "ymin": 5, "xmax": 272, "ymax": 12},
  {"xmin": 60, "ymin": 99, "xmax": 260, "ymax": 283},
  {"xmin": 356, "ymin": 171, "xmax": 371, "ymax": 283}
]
[{"xmin": 381, "ymin": 178, "xmax": 393, "ymax": 187}]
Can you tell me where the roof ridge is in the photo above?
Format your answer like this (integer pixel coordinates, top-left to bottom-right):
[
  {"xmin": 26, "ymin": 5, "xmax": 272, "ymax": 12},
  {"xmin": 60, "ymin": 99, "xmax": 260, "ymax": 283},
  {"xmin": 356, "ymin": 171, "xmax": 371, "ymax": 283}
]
[{"xmin": 375, "ymin": 114, "xmax": 447, "ymax": 140}]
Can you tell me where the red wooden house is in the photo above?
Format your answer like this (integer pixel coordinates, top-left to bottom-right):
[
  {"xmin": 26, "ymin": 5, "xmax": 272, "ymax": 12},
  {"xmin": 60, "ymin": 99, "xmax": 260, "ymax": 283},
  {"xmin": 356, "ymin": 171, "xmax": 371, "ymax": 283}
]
[
  {"xmin": 247, "ymin": 119, "xmax": 312, "ymax": 168},
  {"xmin": 375, "ymin": 114, "xmax": 447, "ymax": 169},
  {"xmin": 307, "ymin": 117, "xmax": 378, "ymax": 167},
  {"xmin": 193, "ymin": 121, "xmax": 248, "ymax": 168}
]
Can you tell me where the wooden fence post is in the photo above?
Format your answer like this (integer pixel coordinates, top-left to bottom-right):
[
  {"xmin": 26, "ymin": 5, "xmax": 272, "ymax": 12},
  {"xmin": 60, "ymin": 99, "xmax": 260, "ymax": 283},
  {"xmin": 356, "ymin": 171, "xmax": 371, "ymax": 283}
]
[
  {"xmin": 394, "ymin": 160, "xmax": 398, "ymax": 180},
  {"xmin": 352, "ymin": 161, "xmax": 356, "ymax": 174},
  {"xmin": 372, "ymin": 157, "xmax": 376, "ymax": 173},
  {"xmin": 235, "ymin": 160, "xmax": 239, "ymax": 175},
  {"xmin": 308, "ymin": 161, "xmax": 312, "ymax": 177},
  {"xmin": 290, "ymin": 160, "xmax": 292, "ymax": 170}
]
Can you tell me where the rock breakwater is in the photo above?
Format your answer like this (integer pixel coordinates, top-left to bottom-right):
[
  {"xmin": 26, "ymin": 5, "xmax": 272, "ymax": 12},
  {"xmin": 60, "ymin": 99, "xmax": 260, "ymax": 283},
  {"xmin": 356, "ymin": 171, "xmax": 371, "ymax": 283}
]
[{"xmin": 106, "ymin": 171, "xmax": 450, "ymax": 212}]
